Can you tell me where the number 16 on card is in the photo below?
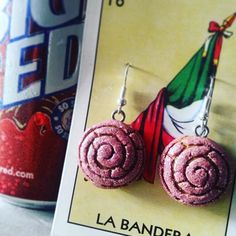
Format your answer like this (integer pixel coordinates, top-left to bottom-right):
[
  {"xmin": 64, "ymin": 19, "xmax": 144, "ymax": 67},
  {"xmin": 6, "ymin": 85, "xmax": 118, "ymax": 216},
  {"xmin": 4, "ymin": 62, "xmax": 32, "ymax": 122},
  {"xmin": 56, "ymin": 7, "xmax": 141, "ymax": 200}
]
[{"xmin": 109, "ymin": 0, "xmax": 125, "ymax": 7}]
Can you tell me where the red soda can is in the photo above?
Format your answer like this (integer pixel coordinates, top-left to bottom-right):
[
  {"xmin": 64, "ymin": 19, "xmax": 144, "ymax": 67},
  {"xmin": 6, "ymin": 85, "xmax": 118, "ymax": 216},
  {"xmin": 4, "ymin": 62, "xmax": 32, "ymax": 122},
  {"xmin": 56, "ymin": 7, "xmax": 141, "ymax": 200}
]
[{"xmin": 0, "ymin": 0, "xmax": 86, "ymax": 209}]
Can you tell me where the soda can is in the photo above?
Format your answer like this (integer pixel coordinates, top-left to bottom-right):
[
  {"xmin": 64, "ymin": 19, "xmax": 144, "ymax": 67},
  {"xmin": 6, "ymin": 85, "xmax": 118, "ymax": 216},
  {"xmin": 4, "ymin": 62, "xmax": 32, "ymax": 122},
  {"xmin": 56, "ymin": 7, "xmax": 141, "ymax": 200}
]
[{"xmin": 0, "ymin": 0, "xmax": 86, "ymax": 209}]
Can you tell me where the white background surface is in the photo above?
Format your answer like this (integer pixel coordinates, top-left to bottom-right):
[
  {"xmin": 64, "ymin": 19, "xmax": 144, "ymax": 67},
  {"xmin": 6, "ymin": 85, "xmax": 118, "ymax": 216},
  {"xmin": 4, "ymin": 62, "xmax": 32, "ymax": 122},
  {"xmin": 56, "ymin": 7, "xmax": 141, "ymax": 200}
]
[{"xmin": 0, "ymin": 198, "xmax": 54, "ymax": 236}]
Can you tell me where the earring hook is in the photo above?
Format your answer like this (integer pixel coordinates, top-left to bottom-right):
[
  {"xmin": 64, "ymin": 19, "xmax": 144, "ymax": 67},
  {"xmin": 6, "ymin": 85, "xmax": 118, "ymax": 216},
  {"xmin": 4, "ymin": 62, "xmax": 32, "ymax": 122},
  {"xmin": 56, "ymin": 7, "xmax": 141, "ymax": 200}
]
[
  {"xmin": 195, "ymin": 76, "xmax": 215, "ymax": 137},
  {"xmin": 112, "ymin": 63, "xmax": 132, "ymax": 122}
]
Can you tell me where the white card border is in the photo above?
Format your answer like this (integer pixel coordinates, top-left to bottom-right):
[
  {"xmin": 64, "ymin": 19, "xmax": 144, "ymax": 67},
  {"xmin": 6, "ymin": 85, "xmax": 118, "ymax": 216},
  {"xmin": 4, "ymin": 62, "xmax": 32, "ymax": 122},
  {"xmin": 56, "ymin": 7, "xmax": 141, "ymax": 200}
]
[
  {"xmin": 226, "ymin": 172, "xmax": 236, "ymax": 236},
  {"xmin": 51, "ymin": 0, "xmax": 110, "ymax": 235}
]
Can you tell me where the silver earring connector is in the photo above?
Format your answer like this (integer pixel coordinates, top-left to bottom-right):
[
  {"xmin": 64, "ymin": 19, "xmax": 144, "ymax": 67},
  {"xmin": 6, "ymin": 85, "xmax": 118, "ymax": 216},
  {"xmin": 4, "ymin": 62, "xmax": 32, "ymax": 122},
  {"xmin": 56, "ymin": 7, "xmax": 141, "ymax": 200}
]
[
  {"xmin": 195, "ymin": 76, "xmax": 215, "ymax": 137},
  {"xmin": 112, "ymin": 63, "xmax": 132, "ymax": 122}
]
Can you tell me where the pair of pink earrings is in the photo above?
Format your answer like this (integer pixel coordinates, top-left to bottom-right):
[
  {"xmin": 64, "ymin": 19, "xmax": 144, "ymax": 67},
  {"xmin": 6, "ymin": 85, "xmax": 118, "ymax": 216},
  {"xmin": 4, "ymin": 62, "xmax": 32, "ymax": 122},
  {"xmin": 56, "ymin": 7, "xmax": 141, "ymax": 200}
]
[{"xmin": 78, "ymin": 64, "xmax": 231, "ymax": 206}]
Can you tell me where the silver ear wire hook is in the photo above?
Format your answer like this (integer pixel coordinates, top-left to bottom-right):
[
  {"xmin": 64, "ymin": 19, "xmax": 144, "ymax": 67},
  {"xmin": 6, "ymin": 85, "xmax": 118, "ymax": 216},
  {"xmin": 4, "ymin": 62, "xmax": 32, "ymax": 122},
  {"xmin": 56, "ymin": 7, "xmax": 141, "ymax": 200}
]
[
  {"xmin": 112, "ymin": 63, "xmax": 132, "ymax": 122},
  {"xmin": 195, "ymin": 76, "xmax": 215, "ymax": 137}
]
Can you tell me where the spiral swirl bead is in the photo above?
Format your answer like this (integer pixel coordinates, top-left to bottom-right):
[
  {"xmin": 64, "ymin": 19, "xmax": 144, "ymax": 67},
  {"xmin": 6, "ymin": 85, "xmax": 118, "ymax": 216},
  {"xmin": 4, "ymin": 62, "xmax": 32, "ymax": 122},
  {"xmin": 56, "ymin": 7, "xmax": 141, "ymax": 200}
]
[
  {"xmin": 159, "ymin": 136, "xmax": 230, "ymax": 205},
  {"xmin": 78, "ymin": 120, "xmax": 145, "ymax": 188}
]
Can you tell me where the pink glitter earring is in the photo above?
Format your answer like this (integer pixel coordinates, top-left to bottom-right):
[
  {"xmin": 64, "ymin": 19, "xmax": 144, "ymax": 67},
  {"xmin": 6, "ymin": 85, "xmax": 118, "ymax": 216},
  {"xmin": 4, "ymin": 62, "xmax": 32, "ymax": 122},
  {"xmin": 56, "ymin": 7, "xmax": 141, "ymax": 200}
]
[
  {"xmin": 159, "ymin": 76, "xmax": 231, "ymax": 206},
  {"xmin": 78, "ymin": 64, "xmax": 145, "ymax": 188}
]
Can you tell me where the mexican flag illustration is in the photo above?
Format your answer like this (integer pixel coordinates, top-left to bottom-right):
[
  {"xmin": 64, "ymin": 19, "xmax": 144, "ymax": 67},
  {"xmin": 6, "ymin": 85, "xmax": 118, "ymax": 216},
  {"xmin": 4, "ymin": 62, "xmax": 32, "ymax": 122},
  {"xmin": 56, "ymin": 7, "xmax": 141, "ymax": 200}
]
[{"xmin": 131, "ymin": 13, "xmax": 236, "ymax": 183}]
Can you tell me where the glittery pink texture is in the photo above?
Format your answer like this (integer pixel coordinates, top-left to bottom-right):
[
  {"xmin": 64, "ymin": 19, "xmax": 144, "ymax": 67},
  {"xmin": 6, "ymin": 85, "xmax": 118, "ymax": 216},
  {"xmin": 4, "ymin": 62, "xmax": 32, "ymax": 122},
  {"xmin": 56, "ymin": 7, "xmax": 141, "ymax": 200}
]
[
  {"xmin": 78, "ymin": 120, "xmax": 145, "ymax": 188},
  {"xmin": 159, "ymin": 136, "xmax": 230, "ymax": 206}
]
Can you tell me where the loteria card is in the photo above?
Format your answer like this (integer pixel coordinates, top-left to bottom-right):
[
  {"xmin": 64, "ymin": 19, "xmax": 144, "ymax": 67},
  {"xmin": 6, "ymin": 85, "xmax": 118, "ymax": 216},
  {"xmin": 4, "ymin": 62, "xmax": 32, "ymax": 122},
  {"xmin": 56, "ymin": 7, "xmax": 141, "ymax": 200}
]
[{"xmin": 51, "ymin": 0, "xmax": 236, "ymax": 235}]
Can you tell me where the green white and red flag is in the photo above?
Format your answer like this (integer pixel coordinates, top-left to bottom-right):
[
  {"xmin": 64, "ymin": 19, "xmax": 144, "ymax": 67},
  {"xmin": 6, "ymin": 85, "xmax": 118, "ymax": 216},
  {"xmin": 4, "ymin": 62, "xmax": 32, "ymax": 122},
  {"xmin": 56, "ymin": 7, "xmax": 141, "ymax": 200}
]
[{"xmin": 131, "ymin": 13, "xmax": 236, "ymax": 183}]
